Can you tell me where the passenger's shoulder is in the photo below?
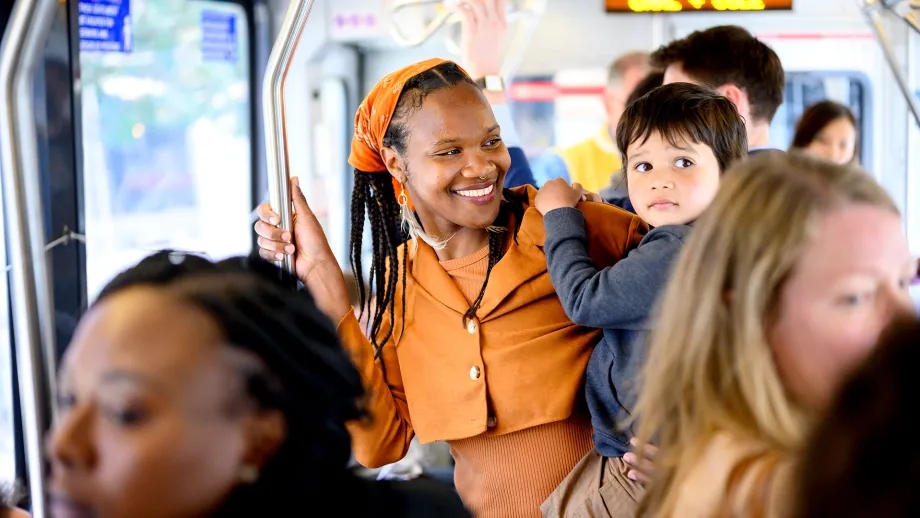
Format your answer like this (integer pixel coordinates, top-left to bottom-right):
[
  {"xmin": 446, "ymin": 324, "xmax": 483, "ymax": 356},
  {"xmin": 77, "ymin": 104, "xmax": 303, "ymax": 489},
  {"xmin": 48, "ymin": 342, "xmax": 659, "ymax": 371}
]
[
  {"xmin": 510, "ymin": 184, "xmax": 538, "ymax": 206},
  {"xmin": 580, "ymin": 200, "xmax": 644, "ymax": 228},
  {"xmin": 677, "ymin": 433, "xmax": 793, "ymax": 518}
]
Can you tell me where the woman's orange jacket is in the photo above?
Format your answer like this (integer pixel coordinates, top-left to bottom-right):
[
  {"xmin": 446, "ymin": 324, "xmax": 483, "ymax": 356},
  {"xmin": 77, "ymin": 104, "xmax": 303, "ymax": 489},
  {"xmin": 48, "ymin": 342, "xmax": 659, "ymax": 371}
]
[{"xmin": 338, "ymin": 185, "xmax": 648, "ymax": 467}]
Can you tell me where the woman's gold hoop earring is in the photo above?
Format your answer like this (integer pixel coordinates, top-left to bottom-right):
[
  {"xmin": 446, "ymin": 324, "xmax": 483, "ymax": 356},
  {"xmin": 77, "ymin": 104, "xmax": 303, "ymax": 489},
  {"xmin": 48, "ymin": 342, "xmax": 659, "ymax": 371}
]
[{"xmin": 397, "ymin": 185, "xmax": 408, "ymax": 207}]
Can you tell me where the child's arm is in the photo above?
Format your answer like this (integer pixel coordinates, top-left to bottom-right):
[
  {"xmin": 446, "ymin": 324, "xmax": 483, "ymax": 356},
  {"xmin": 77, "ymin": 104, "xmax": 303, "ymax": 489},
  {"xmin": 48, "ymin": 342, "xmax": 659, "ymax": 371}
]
[{"xmin": 543, "ymin": 207, "xmax": 687, "ymax": 330}]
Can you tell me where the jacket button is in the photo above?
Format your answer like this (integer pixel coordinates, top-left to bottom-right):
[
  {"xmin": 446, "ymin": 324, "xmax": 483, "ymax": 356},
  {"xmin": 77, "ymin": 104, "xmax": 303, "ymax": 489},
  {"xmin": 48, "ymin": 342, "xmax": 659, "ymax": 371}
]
[
  {"xmin": 469, "ymin": 366, "xmax": 481, "ymax": 380},
  {"xmin": 487, "ymin": 415, "xmax": 497, "ymax": 428},
  {"xmin": 467, "ymin": 320, "xmax": 478, "ymax": 334}
]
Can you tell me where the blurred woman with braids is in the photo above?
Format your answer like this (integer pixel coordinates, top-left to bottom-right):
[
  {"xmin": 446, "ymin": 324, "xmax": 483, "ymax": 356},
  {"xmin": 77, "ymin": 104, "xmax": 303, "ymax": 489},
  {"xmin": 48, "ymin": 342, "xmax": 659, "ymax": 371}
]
[
  {"xmin": 254, "ymin": 53, "xmax": 646, "ymax": 517},
  {"xmin": 45, "ymin": 251, "xmax": 470, "ymax": 518}
]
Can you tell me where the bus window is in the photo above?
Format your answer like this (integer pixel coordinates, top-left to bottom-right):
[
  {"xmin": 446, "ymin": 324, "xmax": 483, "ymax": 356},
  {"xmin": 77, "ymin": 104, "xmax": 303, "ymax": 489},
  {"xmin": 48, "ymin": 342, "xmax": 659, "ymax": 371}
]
[{"xmin": 78, "ymin": 0, "xmax": 253, "ymax": 299}]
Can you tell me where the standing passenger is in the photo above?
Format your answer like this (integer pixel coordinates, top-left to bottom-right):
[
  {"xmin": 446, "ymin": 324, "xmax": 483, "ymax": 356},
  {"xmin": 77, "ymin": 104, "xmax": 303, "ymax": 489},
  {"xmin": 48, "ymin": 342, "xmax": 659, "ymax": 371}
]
[
  {"xmin": 537, "ymin": 82, "xmax": 748, "ymax": 518},
  {"xmin": 790, "ymin": 100, "xmax": 859, "ymax": 165},
  {"xmin": 652, "ymin": 25, "xmax": 785, "ymax": 155},
  {"xmin": 254, "ymin": 58, "xmax": 647, "ymax": 518},
  {"xmin": 531, "ymin": 51, "xmax": 650, "ymax": 191}
]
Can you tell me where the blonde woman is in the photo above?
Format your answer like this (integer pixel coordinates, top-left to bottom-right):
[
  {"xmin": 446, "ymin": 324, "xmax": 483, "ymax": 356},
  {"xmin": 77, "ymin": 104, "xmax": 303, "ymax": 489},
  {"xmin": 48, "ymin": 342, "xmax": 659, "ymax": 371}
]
[{"xmin": 632, "ymin": 151, "xmax": 917, "ymax": 517}]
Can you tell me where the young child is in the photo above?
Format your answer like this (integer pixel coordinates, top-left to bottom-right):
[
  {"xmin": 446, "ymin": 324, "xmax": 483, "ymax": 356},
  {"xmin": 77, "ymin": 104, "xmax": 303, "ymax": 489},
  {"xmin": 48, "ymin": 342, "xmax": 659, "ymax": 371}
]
[{"xmin": 536, "ymin": 82, "xmax": 748, "ymax": 517}]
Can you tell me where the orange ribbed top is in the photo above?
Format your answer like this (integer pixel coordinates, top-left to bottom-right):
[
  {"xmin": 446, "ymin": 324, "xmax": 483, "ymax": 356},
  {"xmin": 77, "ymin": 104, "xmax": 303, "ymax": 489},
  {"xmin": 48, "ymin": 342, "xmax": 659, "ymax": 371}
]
[
  {"xmin": 439, "ymin": 245, "xmax": 492, "ymax": 304},
  {"xmin": 439, "ymin": 247, "xmax": 595, "ymax": 518},
  {"xmin": 449, "ymin": 418, "xmax": 594, "ymax": 518}
]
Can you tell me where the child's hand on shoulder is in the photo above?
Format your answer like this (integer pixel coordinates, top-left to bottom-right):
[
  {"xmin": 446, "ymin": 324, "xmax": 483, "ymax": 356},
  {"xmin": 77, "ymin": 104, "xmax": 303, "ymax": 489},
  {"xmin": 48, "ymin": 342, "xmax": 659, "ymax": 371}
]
[{"xmin": 535, "ymin": 179, "xmax": 585, "ymax": 215}]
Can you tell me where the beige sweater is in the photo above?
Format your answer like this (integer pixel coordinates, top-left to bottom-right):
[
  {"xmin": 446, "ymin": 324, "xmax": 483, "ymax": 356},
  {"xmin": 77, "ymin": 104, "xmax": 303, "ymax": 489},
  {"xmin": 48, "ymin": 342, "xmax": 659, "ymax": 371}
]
[{"xmin": 666, "ymin": 433, "xmax": 795, "ymax": 518}]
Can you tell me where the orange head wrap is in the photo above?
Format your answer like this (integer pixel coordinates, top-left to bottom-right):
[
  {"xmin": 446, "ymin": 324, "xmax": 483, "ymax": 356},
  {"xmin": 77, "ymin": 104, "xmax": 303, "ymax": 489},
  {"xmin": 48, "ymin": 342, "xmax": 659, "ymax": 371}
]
[{"xmin": 347, "ymin": 58, "xmax": 469, "ymax": 210}]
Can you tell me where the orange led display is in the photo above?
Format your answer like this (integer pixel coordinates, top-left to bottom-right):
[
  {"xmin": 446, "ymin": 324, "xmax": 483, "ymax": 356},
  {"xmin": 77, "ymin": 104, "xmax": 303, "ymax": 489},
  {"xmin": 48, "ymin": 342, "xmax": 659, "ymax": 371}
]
[{"xmin": 605, "ymin": 0, "xmax": 793, "ymax": 12}]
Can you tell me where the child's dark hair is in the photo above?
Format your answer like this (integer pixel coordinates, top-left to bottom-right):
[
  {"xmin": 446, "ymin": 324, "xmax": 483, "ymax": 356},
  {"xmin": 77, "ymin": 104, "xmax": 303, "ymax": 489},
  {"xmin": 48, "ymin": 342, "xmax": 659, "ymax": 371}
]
[
  {"xmin": 615, "ymin": 82, "xmax": 748, "ymax": 175},
  {"xmin": 348, "ymin": 62, "xmax": 526, "ymax": 359},
  {"xmin": 796, "ymin": 317, "xmax": 920, "ymax": 518},
  {"xmin": 95, "ymin": 251, "xmax": 367, "ymax": 515}
]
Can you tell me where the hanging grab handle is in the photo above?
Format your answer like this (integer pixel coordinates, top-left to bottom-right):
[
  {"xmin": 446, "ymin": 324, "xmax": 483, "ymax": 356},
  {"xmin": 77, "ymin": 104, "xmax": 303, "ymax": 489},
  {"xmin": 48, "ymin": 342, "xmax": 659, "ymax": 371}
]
[
  {"xmin": 263, "ymin": 0, "xmax": 316, "ymax": 275},
  {"xmin": 388, "ymin": 0, "xmax": 456, "ymax": 47},
  {"xmin": 384, "ymin": 0, "xmax": 547, "ymax": 78}
]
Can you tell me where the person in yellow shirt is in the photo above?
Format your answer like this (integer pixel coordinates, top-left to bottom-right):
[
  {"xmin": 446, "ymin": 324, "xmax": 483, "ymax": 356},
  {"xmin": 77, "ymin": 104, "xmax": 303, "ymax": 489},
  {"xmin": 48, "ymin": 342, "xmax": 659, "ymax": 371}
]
[{"xmin": 530, "ymin": 51, "xmax": 649, "ymax": 192}]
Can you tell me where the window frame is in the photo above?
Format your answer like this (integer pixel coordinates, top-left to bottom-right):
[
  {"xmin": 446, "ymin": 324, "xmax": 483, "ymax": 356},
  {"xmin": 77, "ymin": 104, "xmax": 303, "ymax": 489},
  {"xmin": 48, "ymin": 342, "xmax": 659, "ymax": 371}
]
[{"xmin": 0, "ymin": 0, "xmax": 270, "ymax": 504}]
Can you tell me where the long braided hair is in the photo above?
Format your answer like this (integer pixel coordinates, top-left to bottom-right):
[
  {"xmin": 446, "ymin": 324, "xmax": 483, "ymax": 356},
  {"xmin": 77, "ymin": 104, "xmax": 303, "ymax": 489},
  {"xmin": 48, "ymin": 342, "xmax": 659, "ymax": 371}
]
[{"xmin": 349, "ymin": 62, "xmax": 526, "ymax": 359}]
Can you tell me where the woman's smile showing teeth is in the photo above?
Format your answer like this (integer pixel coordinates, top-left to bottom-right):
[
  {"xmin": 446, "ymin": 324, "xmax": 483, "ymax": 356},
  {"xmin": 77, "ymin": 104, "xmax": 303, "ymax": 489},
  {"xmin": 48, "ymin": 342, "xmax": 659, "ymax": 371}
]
[
  {"xmin": 454, "ymin": 182, "xmax": 496, "ymax": 204},
  {"xmin": 457, "ymin": 184, "xmax": 494, "ymax": 197}
]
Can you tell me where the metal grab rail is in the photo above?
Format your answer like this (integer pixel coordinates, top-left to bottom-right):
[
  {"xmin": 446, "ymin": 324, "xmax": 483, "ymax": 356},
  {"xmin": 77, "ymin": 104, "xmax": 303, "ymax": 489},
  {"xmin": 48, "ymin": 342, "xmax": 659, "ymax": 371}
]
[
  {"xmin": 443, "ymin": 0, "xmax": 546, "ymax": 78},
  {"xmin": 262, "ymin": 0, "xmax": 316, "ymax": 275},
  {"xmin": 0, "ymin": 0, "xmax": 60, "ymax": 516},
  {"xmin": 387, "ymin": 0, "xmax": 460, "ymax": 47},
  {"xmin": 862, "ymin": 0, "xmax": 920, "ymax": 128},
  {"xmin": 385, "ymin": 0, "xmax": 547, "ymax": 78}
]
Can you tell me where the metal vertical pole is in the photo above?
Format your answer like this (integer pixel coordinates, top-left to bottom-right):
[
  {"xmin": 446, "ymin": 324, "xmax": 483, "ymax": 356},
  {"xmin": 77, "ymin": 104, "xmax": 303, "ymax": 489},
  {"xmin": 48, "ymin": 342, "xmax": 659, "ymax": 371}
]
[
  {"xmin": 262, "ymin": 0, "xmax": 316, "ymax": 275},
  {"xmin": 0, "ymin": 0, "xmax": 61, "ymax": 516}
]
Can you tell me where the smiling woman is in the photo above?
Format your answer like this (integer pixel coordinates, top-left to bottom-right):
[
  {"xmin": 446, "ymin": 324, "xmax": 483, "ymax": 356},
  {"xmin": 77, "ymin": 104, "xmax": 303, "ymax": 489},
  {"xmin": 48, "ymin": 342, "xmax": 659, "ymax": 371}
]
[
  {"xmin": 254, "ymin": 57, "xmax": 648, "ymax": 518},
  {"xmin": 350, "ymin": 60, "xmax": 524, "ymax": 332}
]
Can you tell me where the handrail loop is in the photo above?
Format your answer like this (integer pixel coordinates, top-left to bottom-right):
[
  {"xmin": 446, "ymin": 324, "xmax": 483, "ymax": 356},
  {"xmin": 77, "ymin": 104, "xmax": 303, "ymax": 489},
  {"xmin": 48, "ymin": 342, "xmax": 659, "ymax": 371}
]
[
  {"xmin": 0, "ymin": 0, "xmax": 62, "ymax": 517},
  {"xmin": 262, "ymin": 0, "xmax": 316, "ymax": 275},
  {"xmin": 385, "ymin": 0, "xmax": 547, "ymax": 78},
  {"xmin": 387, "ymin": 0, "xmax": 457, "ymax": 47},
  {"xmin": 862, "ymin": 0, "xmax": 920, "ymax": 128}
]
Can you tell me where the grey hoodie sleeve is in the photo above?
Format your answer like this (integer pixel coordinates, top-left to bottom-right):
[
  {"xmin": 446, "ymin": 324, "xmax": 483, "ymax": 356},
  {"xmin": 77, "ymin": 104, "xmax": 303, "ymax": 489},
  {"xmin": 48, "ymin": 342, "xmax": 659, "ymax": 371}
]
[{"xmin": 543, "ymin": 207, "xmax": 688, "ymax": 331}]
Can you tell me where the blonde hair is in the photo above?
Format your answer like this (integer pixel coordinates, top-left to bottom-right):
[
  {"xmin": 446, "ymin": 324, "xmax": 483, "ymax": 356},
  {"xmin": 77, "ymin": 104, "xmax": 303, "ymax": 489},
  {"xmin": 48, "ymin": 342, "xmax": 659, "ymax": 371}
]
[{"xmin": 633, "ymin": 151, "xmax": 899, "ymax": 517}]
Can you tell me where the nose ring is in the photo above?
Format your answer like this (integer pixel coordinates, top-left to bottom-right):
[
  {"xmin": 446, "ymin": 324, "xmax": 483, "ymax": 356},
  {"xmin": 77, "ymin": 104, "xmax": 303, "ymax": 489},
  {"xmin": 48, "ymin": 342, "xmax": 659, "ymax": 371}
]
[{"xmin": 478, "ymin": 176, "xmax": 486, "ymax": 181}]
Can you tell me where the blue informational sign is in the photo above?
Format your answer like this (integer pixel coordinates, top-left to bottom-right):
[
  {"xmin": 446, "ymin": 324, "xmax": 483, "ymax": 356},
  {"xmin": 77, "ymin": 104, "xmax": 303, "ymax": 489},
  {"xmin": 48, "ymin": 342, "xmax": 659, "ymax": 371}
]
[
  {"xmin": 78, "ymin": 0, "xmax": 132, "ymax": 53},
  {"xmin": 201, "ymin": 10, "xmax": 239, "ymax": 63}
]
